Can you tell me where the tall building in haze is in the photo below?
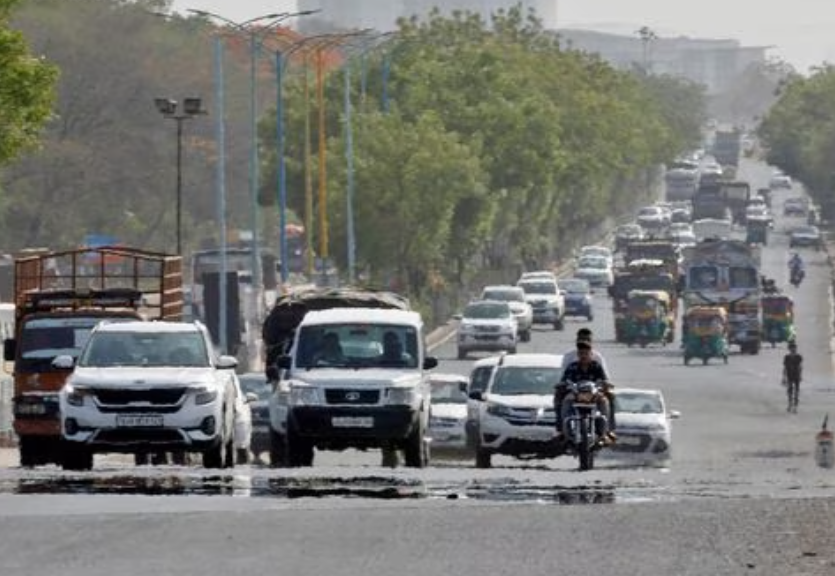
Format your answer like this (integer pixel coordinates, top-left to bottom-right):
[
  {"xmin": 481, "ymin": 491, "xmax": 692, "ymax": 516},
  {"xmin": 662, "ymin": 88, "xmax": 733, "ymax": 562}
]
[{"xmin": 297, "ymin": 0, "xmax": 557, "ymax": 31}]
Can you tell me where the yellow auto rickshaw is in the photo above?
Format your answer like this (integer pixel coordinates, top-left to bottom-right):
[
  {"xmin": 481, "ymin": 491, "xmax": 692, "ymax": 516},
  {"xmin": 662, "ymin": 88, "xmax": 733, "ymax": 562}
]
[
  {"xmin": 683, "ymin": 306, "xmax": 729, "ymax": 365},
  {"xmin": 623, "ymin": 290, "xmax": 673, "ymax": 348},
  {"xmin": 761, "ymin": 294, "xmax": 795, "ymax": 347}
]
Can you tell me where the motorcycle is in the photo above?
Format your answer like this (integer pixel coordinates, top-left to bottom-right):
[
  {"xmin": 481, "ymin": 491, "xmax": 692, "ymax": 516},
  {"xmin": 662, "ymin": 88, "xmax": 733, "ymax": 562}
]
[
  {"xmin": 790, "ymin": 265, "xmax": 805, "ymax": 288},
  {"xmin": 561, "ymin": 380, "xmax": 611, "ymax": 471}
]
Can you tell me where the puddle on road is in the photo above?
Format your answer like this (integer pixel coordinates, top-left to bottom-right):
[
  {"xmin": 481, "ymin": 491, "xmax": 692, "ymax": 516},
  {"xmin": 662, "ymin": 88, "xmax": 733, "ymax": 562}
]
[{"xmin": 0, "ymin": 473, "xmax": 661, "ymax": 504}]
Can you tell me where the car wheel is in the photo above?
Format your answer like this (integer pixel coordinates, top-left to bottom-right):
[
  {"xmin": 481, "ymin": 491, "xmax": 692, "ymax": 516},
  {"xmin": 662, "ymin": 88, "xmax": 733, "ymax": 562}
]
[
  {"xmin": 235, "ymin": 447, "xmax": 250, "ymax": 465},
  {"xmin": 286, "ymin": 425, "xmax": 314, "ymax": 467},
  {"xmin": 62, "ymin": 445, "xmax": 93, "ymax": 471},
  {"xmin": 521, "ymin": 330, "xmax": 531, "ymax": 343},
  {"xmin": 457, "ymin": 348, "xmax": 467, "ymax": 360},
  {"xmin": 587, "ymin": 314, "xmax": 594, "ymax": 322},
  {"xmin": 403, "ymin": 423, "xmax": 428, "ymax": 468},
  {"xmin": 269, "ymin": 429, "xmax": 287, "ymax": 467},
  {"xmin": 381, "ymin": 446, "xmax": 399, "ymax": 468},
  {"xmin": 475, "ymin": 447, "xmax": 492, "ymax": 469}
]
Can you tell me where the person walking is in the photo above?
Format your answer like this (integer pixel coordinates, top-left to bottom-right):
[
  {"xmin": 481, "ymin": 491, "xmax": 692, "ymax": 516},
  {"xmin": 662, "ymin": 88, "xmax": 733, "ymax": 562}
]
[{"xmin": 783, "ymin": 341, "xmax": 803, "ymax": 413}]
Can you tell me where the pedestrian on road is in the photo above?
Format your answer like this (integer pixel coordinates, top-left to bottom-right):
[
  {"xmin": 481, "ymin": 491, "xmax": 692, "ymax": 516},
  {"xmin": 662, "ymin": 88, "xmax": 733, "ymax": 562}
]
[{"xmin": 783, "ymin": 341, "xmax": 803, "ymax": 413}]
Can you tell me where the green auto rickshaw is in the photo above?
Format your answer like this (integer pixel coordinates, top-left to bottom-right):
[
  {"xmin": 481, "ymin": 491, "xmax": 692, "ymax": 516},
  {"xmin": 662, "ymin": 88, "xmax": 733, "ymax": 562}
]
[
  {"xmin": 745, "ymin": 218, "xmax": 769, "ymax": 245},
  {"xmin": 761, "ymin": 294, "xmax": 795, "ymax": 347},
  {"xmin": 683, "ymin": 306, "xmax": 729, "ymax": 365},
  {"xmin": 623, "ymin": 290, "xmax": 672, "ymax": 348}
]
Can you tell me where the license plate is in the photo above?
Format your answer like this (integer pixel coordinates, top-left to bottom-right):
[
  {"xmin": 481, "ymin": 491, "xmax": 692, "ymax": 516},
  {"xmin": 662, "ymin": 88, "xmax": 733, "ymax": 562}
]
[
  {"xmin": 116, "ymin": 414, "xmax": 163, "ymax": 427},
  {"xmin": 617, "ymin": 436, "xmax": 642, "ymax": 446},
  {"xmin": 520, "ymin": 430, "xmax": 553, "ymax": 442},
  {"xmin": 331, "ymin": 416, "xmax": 374, "ymax": 428}
]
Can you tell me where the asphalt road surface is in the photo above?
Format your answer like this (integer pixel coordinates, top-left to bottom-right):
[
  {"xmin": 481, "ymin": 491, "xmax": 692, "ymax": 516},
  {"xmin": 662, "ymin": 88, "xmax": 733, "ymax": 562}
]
[{"xmin": 2, "ymin": 158, "xmax": 835, "ymax": 575}]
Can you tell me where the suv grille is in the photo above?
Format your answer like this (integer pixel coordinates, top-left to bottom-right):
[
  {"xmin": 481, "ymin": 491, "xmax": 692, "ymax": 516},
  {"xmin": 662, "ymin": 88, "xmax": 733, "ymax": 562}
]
[
  {"xmin": 94, "ymin": 388, "xmax": 187, "ymax": 406},
  {"xmin": 325, "ymin": 389, "xmax": 380, "ymax": 405}
]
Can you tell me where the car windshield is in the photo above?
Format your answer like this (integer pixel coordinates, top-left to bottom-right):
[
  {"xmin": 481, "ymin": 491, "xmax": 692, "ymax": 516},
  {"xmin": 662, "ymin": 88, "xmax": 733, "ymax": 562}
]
[
  {"xmin": 464, "ymin": 302, "xmax": 511, "ymax": 319},
  {"xmin": 579, "ymin": 257, "xmax": 607, "ymax": 269},
  {"xmin": 482, "ymin": 288, "xmax": 524, "ymax": 302},
  {"xmin": 78, "ymin": 330, "xmax": 209, "ymax": 368},
  {"xmin": 238, "ymin": 375, "xmax": 271, "ymax": 400},
  {"xmin": 581, "ymin": 247, "xmax": 609, "ymax": 258},
  {"xmin": 295, "ymin": 323, "xmax": 419, "ymax": 369},
  {"xmin": 558, "ymin": 279, "xmax": 589, "ymax": 294},
  {"xmin": 430, "ymin": 381, "xmax": 468, "ymax": 404},
  {"xmin": 794, "ymin": 226, "xmax": 818, "ymax": 235},
  {"xmin": 639, "ymin": 207, "xmax": 659, "ymax": 216},
  {"xmin": 490, "ymin": 366, "xmax": 562, "ymax": 396},
  {"xmin": 518, "ymin": 281, "xmax": 556, "ymax": 295},
  {"xmin": 615, "ymin": 392, "xmax": 664, "ymax": 414}
]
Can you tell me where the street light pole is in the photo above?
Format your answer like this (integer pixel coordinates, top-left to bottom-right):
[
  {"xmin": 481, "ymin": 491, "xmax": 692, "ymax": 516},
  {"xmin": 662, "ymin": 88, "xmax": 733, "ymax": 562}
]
[
  {"xmin": 344, "ymin": 63, "xmax": 356, "ymax": 285},
  {"xmin": 154, "ymin": 97, "xmax": 206, "ymax": 255},
  {"xmin": 214, "ymin": 35, "xmax": 228, "ymax": 355}
]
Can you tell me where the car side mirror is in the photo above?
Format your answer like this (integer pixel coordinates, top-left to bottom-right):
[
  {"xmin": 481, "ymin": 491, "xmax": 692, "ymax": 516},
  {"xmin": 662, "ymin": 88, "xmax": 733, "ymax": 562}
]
[
  {"xmin": 52, "ymin": 355, "xmax": 75, "ymax": 370},
  {"xmin": 459, "ymin": 381, "xmax": 468, "ymax": 394},
  {"xmin": 423, "ymin": 356, "xmax": 438, "ymax": 370},
  {"xmin": 469, "ymin": 390, "xmax": 483, "ymax": 401},
  {"xmin": 277, "ymin": 355, "xmax": 292, "ymax": 370},
  {"xmin": 668, "ymin": 409, "xmax": 681, "ymax": 420},
  {"xmin": 216, "ymin": 355, "xmax": 238, "ymax": 370}
]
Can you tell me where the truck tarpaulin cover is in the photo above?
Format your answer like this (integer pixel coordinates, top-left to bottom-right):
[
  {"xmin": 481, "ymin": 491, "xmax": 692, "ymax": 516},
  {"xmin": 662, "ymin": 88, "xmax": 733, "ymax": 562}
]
[{"xmin": 261, "ymin": 287, "xmax": 410, "ymax": 368}]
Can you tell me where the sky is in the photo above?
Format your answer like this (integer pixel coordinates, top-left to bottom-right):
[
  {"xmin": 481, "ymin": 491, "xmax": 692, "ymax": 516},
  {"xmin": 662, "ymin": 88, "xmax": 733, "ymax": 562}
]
[{"xmin": 171, "ymin": 0, "xmax": 835, "ymax": 72}]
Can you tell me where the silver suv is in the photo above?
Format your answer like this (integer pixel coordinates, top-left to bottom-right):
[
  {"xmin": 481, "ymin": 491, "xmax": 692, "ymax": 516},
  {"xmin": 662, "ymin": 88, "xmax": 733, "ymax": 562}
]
[
  {"xmin": 456, "ymin": 300, "xmax": 518, "ymax": 359},
  {"xmin": 481, "ymin": 285, "xmax": 533, "ymax": 342}
]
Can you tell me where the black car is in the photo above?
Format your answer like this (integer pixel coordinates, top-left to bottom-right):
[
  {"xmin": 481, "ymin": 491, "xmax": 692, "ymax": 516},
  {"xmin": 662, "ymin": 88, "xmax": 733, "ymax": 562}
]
[{"xmin": 238, "ymin": 372, "xmax": 272, "ymax": 462}]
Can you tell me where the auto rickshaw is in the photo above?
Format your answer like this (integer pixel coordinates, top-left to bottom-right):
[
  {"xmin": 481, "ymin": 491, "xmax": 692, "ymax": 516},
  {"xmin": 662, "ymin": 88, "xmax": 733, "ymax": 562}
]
[
  {"xmin": 761, "ymin": 294, "xmax": 795, "ymax": 347},
  {"xmin": 623, "ymin": 290, "xmax": 672, "ymax": 348},
  {"xmin": 745, "ymin": 218, "xmax": 769, "ymax": 245},
  {"xmin": 683, "ymin": 306, "xmax": 729, "ymax": 365}
]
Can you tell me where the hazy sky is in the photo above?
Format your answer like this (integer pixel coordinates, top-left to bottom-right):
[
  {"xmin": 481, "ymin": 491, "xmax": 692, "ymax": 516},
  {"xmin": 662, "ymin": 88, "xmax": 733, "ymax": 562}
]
[{"xmin": 172, "ymin": 0, "xmax": 835, "ymax": 72}]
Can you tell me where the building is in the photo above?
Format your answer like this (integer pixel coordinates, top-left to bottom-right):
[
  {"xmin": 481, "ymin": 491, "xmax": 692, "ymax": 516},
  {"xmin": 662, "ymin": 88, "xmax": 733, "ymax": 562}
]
[
  {"xmin": 297, "ymin": 0, "xmax": 558, "ymax": 31},
  {"xmin": 557, "ymin": 29, "xmax": 770, "ymax": 95}
]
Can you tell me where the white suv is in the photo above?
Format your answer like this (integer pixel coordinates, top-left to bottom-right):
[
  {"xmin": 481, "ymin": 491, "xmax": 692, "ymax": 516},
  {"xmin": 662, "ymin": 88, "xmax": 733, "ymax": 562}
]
[
  {"xmin": 470, "ymin": 353, "xmax": 563, "ymax": 468},
  {"xmin": 56, "ymin": 320, "xmax": 239, "ymax": 471},
  {"xmin": 456, "ymin": 300, "xmax": 518, "ymax": 359},
  {"xmin": 516, "ymin": 277, "xmax": 565, "ymax": 330},
  {"xmin": 480, "ymin": 285, "xmax": 533, "ymax": 342},
  {"xmin": 273, "ymin": 308, "xmax": 437, "ymax": 468}
]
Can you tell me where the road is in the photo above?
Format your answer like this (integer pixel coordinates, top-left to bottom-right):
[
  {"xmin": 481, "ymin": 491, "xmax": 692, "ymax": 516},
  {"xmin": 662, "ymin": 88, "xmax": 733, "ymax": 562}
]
[{"xmin": 1, "ymin": 158, "xmax": 834, "ymax": 575}]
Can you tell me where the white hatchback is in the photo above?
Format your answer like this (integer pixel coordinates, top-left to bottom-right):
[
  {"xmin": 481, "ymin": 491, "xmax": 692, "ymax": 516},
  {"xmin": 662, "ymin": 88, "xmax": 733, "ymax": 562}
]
[{"xmin": 606, "ymin": 387, "xmax": 680, "ymax": 465}]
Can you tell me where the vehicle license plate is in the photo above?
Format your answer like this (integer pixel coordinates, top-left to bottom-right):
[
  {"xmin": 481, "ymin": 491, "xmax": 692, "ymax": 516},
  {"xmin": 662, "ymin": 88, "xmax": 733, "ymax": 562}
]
[
  {"xmin": 617, "ymin": 436, "xmax": 642, "ymax": 446},
  {"xmin": 521, "ymin": 430, "xmax": 552, "ymax": 442},
  {"xmin": 116, "ymin": 414, "xmax": 163, "ymax": 427},
  {"xmin": 331, "ymin": 416, "xmax": 374, "ymax": 428}
]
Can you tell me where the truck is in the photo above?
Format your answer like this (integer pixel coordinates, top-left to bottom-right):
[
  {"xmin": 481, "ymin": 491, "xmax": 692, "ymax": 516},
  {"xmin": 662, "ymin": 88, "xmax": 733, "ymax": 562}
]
[
  {"xmin": 609, "ymin": 260, "xmax": 677, "ymax": 343},
  {"xmin": 712, "ymin": 130, "xmax": 742, "ymax": 168},
  {"xmin": 664, "ymin": 166, "xmax": 700, "ymax": 202},
  {"xmin": 680, "ymin": 239, "xmax": 761, "ymax": 354},
  {"xmin": 723, "ymin": 181, "xmax": 752, "ymax": 224},
  {"xmin": 261, "ymin": 286, "xmax": 434, "ymax": 468},
  {"xmin": 2, "ymin": 246, "xmax": 182, "ymax": 467}
]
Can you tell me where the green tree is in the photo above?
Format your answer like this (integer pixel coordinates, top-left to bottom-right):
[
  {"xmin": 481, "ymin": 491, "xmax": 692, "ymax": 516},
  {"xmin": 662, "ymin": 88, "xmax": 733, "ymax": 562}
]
[{"xmin": 0, "ymin": 0, "xmax": 57, "ymax": 164}]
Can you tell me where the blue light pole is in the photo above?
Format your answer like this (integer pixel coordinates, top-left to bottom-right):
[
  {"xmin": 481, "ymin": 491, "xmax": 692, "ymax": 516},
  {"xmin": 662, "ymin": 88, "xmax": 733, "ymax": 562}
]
[{"xmin": 214, "ymin": 34, "xmax": 228, "ymax": 354}]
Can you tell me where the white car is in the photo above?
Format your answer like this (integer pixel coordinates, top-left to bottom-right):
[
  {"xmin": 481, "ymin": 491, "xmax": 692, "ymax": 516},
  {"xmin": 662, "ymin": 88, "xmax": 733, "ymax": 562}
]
[
  {"xmin": 428, "ymin": 373, "xmax": 469, "ymax": 456},
  {"xmin": 579, "ymin": 245, "xmax": 613, "ymax": 267},
  {"xmin": 470, "ymin": 353, "xmax": 563, "ymax": 468},
  {"xmin": 637, "ymin": 206, "xmax": 667, "ymax": 229},
  {"xmin": 769, "ymin": 173, "xmax": 792, "ymax": 190},
  {"xmin": 606, "ymin": 387, "xmax": 679, "ymax": 465},
  {"xmin": 464, "ymin": 356, "xmax": 501, "ymax": 450},
  {"xmin": 56, "ymin": 320, "xmax": 239, "ymax": 471},
  {"xmin": 574, "ymin": 255, "xmax": 614, "ymax": 287},
  {"xmin": 457, "ymin": 300, "xmax": 518, "ymax": 359},
  {"xmin": 517, "ymin": 277, "xmax": 565, "ymax": 330},
  {"xmin": 232, "ymin": 374, "xmax": 256, "ymax": 464},
  {"xmin": 481, "ymin": 285, "xmax": 533, "ymax": 342}
]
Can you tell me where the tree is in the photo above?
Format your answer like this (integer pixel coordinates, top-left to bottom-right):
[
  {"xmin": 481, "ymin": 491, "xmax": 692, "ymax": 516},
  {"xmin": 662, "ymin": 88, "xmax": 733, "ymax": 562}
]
[{"xmin": 0, "ymin": 0, "xmax": 57, "ymax": 164}]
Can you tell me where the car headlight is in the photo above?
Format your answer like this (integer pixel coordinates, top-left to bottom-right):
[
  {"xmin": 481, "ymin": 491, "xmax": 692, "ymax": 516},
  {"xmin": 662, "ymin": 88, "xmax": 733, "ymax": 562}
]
[
  {"xmin": 194, "ymin": 388, "xmax": 218, "ymax": 405},
  {"xmin": 289, "ymin": 385, "xmax": 321, "ymax": 406},
  {"xmin": 387, "ymin": 387, "xmax": 417, "ymax": 405},
  {"xmin": 486, "ymin": 402, "xmax": 512, "ymax": 417},
  {"xmin": 459, "ymin": 323, "xmax": 475, "ymax": 334},
  {"xmin": 66, "ymin": 387, "xmax": 91, "ymax": 407}
]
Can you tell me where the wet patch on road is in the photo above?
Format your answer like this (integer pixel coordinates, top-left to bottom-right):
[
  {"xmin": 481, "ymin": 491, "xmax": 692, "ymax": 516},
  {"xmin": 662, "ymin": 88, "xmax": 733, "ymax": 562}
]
[{"xmin": 0, "ymin": 472, "xmax": 672, "ymax": 504}]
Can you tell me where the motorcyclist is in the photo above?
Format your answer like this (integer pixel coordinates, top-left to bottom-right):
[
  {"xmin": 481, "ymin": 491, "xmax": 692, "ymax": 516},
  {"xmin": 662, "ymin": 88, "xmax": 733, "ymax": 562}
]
[
  {"xmin": 554, "ymin": 339, "xmax": 616, "ymax": 445},
  {"xmin": 789, "ymin": 252, "xmax": 804, "ymax": 274}
]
